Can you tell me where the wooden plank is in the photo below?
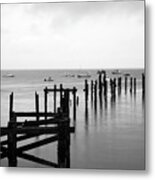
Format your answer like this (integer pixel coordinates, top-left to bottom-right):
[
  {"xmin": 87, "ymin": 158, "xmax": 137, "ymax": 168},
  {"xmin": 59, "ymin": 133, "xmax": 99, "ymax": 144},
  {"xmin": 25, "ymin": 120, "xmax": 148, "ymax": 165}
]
[
  {"xmin": 17, "ymin": 135, "xmax": 58, "ymax": 152},
  {"xmin": 16, "ymin": 118, "xmax": 68, "ymax": 127},
  {"xmin": 18, "ymin": 153, "xmax": 58, "ymax": 167},
  {"xmin": 1, "ymin": 133, "xmax": 45, "ymax": 145},
  {"xmin": 15, "ymin": 126, "xmax": 59, "ymax": 135},
  {"xmin": 46, "ymin": 88, "xmax": 77, "ymax": 92},
  {"xmin": 1, "ymin": 125, "xmax": 73, "ymax": 145},
  {"xmin": 15, "ymin": 112, "xmax": 57, "ymax": 117}
]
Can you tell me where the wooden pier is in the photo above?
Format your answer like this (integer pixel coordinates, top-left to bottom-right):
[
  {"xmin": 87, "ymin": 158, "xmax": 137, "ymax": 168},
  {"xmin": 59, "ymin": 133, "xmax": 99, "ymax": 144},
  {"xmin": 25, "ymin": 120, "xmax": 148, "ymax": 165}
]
[
  {"xmin": 0, "ymin": 87, "xmax": 76, "ymax": 168},
  {"xmin": 83, "ymin": 71, "xmax": 145, "ymax": 110}
]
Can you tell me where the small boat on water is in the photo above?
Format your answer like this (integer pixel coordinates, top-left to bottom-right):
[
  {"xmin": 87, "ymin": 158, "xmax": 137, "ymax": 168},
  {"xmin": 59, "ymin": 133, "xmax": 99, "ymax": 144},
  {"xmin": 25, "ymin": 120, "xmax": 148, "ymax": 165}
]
[
  {"xmin": 124, "ymin": 73, "xmax": 130, "ymax": 77},
  {"xmin": 3, "ymin": 73, "xmax": 15, "ymax": 78},
  {"xmin": 77, "ymin": 74, "xmax": 91, "ymax": 78},
  {"xmin": 44, "ymin": 77, "xmax": 54, "ymax": 82},
  {"xmin": 64, "ymin": 74, "xmax": 75, "ymax": 78},
  {"xmin": 111, "ymin": 69, "xmax": 121, "ymax": 75}
]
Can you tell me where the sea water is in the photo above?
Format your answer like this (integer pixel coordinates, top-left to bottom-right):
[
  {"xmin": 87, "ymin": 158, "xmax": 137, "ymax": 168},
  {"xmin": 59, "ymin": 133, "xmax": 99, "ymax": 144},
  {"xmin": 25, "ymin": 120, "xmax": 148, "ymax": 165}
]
[{"xmin": 1, "ymin": 69, "xmax": 145, "ymax": 169}]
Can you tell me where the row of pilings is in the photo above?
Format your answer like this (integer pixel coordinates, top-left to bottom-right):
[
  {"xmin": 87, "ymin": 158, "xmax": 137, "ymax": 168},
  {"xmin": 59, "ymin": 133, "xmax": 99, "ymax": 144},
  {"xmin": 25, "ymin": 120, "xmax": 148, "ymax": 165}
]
[{"xmin": 84, "ymin": 71, "xmax": 145, "ymax": 110}]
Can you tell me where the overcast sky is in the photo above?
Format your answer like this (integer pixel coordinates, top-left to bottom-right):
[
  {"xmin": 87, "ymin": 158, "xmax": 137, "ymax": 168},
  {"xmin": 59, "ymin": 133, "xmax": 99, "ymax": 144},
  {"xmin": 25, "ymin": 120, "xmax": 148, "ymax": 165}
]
[{"xmin": 1, "ymin": 1, "xmax": 144, "ymax": 69}]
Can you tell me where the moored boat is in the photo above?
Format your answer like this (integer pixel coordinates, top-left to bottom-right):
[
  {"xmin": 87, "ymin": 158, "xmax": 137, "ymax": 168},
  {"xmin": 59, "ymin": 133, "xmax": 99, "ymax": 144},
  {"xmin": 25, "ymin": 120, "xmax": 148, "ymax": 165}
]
[
  {"xmin": 123, "ymin": 73, "xmax": 130, "ymax": 77},
  {"xmin": 77, "ymin": 74, "xmax": 91, "ymax": 78},
  {"xmin": 3, "ymin": 73, "xmax": 15, "ymax": 78},
  {"xmin": 64, "ymin": 74, "xmax": 75, "ymax": 78},
  {"xmin": 111, "ymin": 70, "xmax": 121, "ymax": 75}
]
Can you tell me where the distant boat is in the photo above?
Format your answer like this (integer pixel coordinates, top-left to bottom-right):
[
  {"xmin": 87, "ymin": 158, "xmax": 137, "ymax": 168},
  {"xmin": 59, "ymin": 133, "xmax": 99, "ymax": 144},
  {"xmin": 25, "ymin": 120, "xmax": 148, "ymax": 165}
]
[
  {"xmin": 3, "ymin": 73, "xmax": 15, "ymax": 78},
  {"xmin": 77, "ymin": 74, "xmax": 91, "ymax": 78},
  {"xmin": 111, "ymin": 70, "xmax": 121, "ymax": 75},
  {"xmin": 44, "ymin": 77, "xmax": 54, "ymax": 82},
  {"xmin": 64, "ymin": 74, "xmax": 75, "ymax": 78},
  {"xmin": 124, "ymin": 73, "xmax": 130, "ymax": 77}
]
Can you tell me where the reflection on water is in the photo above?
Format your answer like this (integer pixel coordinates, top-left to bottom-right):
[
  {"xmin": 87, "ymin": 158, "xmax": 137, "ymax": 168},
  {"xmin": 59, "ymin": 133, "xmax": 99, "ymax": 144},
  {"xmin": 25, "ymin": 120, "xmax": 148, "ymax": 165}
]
[{"xmin": 74, "ymin": 86, "xmax": 144, "ymax": 170}]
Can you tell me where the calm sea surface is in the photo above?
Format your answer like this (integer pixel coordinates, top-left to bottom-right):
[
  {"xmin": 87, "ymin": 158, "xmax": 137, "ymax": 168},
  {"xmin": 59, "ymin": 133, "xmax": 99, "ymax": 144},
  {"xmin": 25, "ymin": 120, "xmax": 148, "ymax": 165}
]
[{"xmin": 1, "ymin": 69, "xmax": 145, "ymax": 169}]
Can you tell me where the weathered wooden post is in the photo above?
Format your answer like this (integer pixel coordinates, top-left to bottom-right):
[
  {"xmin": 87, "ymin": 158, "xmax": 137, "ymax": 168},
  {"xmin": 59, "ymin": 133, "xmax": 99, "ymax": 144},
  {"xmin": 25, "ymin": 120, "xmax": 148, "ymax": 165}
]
[
  {"xmin": 103, "ymin": 72, "xmax": 107, "ymax": 96},
  {"xmin": 65, "ymin": 117, "xmax": 70, "ymax": 168},
  {"xmin": 57, "ymin": 108, "xmax": 70, "ymax": 168},
  {"xmin": 98, "ymin": 73, "xmax": 102, "ymax": 95},
  {"xmin": 60, "ymin": 84, "xmax": 63, "ymax": 107},
  {"xmin": 35, "ymin": 92, "xmax": 39, "ymax": 121},
  {"xmin": 134, "ymin": 78, "xmax": 136, "ymax": 94},
  {"xmin": 64, "ymin": 89, "xmax": 70, "ymax": 117},
  {"xmin": 142, "ymin": 73, "xmax": 145, "ymax": 96},
  {"xmin": 84, "ymin": 79, "xmax": 89, "ymax": 110},
  {"xmin": 73, "ymin": 87, "xmax": 77, "ymax": 120},
  {"xmin": 9, "ymin": 92, "xmax": 14, "ymax": 120},
  {"xmin": 91, "ymin": 80, "xmax": 93, "ymax": 101},
  {"xmin": 54, "ymin": 85, "xmax": 57, "ymax": 113},
  {"xmin": 8, "ymin": 112, "xmax": 17, "ymax": 167},
  {"xmin": 113, "ymin": 78, "xmax": 116, "ymax": 96},
  {"xmin": 94, "ymin": 80, "xmax": 97, "ymax": 110},
  {"xmin": 130, "ymin": 77, "xmax": 133, "ymax": 93},
  {"xmin": 125, "ymin": 76, "xmax": 128, "ymax": 94},
  {"xmin": 118, "ymin": 77, "xmax": 122, "ymax": 96},
  {"xmin": 44, "ymin": 87, "xmax": 48, "ymax": 120},
  {"xmin": 105, "ymin": 80, "xmax": 108, "ymax": 97}
]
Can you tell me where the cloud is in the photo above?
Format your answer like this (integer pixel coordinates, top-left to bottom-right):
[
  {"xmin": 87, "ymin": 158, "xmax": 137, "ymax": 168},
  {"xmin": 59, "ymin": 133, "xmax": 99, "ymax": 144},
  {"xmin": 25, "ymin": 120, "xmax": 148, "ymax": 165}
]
[
  {"xmin": 1, "ymin": 1, "xmax": 144, "ymax": 69},
  {"xmin": 24, "ymin": 1, "xmax": 144, "ymax": 31}
]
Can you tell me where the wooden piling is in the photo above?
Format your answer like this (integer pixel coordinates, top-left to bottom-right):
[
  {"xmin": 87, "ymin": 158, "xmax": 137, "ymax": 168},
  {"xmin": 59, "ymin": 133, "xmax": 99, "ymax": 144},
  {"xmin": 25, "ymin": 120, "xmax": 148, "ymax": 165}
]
[
  {"xmin": 91, "ymin": 80, "xmax": 93, "ymax": 101},
  {"xmin": 134, "ymin": 78, "xmax": 136, "ymax": 94},
  {"xmin": 103, "ymin": 72, "xmax": 107, "ymax": 96},
  {"xmin": 35, "ymin": 92, "xmax": 39, "ymax": 121},
  {"xmin": 142, "ymin": 73, "xmax": 145, "ymax": 96},
  {"xmin": 98, "ymin": 73, "xmax": 102, "ymax": 95},
  {"xmin": 94, "ymin": 80, "xmax": 97, "ymax": 109},
  {"xmin": 130, "ymin": 77, "xmax": 133, "ymax": 93},
  {"xmin": 113, "ymin": 78, "xmax": 116, "ymax": 96},
  {"xmin": 60, "ymin": 84, "xmax": 63, "ymax": 107},
  {"xmin": 8, "ymin": 112, "xmax": 17, "ymax": 167},
  {"xmin": 85, "ymin": 79, "xmax": 89, "ymax": 101},
  {"xmin": 73, "ymin": 87, "xmax": 76, "ymax": 120},
  {"xmin": 54, "ymin": 85, "xmax": 57, "ymax": 113},
  {"xmin": 9, "ymin": 92, "xmax": 14, "ymax": 121},
  {"xmin": 64, "ymin": 90, "xmax": 70, "ymax": 117},
  {"xmin": 125, "ymin": 77, "xmax": 128, "ymax": 93},
  {"xmin": 118, "ymin": 77, "xmax": 122, "ymax": 95},
  {"xmin": 44, "ymin": 87, "xmax": 48, "ymax": 120},
  {"xmin": 57, "ymin": 111, "xmax": 70, "ymax": 168},
  {"xmin": 84, "ymin": 80, "xmax": 89, "ymax": 110}
]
